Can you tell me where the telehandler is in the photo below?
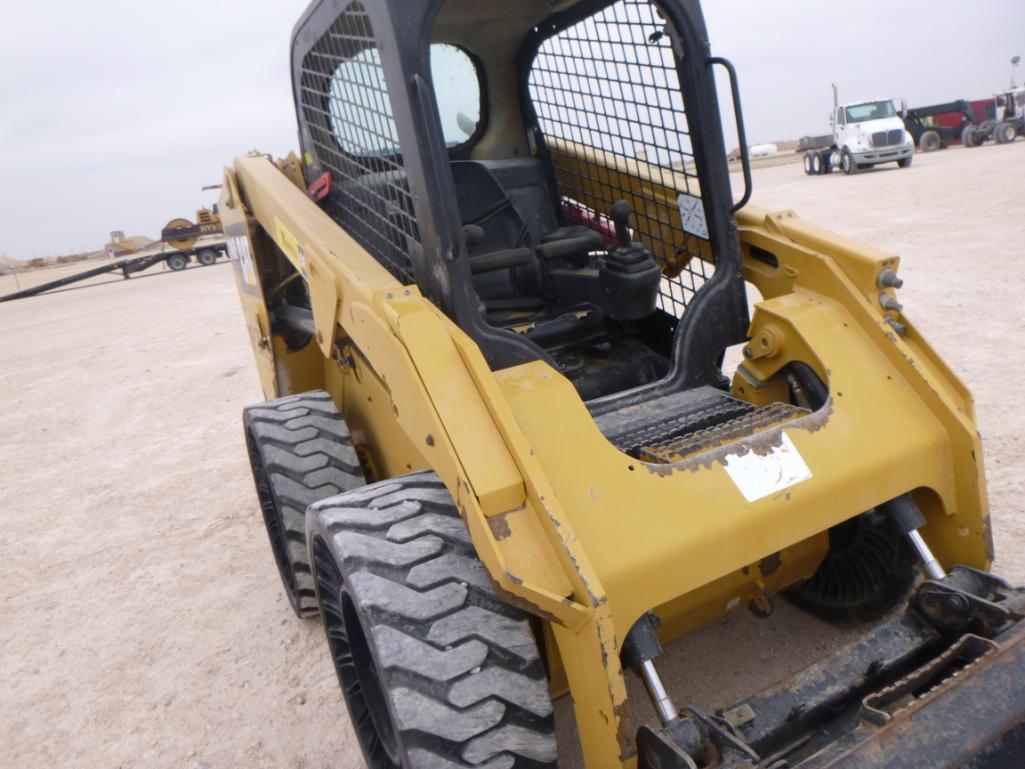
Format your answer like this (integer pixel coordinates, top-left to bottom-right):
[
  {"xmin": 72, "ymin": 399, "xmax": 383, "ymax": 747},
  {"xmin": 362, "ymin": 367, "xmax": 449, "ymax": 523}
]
[{"xmin": 224, "ymin": 1, "xmax": 1025, "ymax": 766}]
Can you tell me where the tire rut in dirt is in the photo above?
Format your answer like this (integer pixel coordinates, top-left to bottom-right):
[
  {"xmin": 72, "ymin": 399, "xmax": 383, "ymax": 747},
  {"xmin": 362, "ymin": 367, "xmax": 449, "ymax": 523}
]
[
  {"xmin": 307, "ymin": 470, "xmax": 557, "ymax": 769},
  {"xmin": 244, "ymin": 390, "xmax": 365, "ymax": 617}
]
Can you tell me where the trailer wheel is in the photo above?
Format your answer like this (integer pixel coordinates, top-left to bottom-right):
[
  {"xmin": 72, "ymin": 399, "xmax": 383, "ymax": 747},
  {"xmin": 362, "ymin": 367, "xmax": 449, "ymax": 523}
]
[
  {"xmin": 197, "ymin": 249, "xmax": 218, "ymax": 266},
  {"xmin": 307, "ymin": 471, "xmax": 558, "ymax": 769},
  {"xmin": 919, "ymin": 130, "xmax": 941, "ymax": 152},
  {"xmin": 244, "ymin": 390, "xmax": 365, "ymax": 618},
  {"xmin": 961, "ymin": 125, "xmax": 980, "ymax": 147},
  {"xmin": 841, "ymin": 149, "xmax": 858, "ymax": 175},
  {"xmin": 994, "ymin": 122, "xmax": 1017, "ymax": 144},
  {"xmin": 166, "ymin": 254, "xmax": 188, "ymax": 271},
  {"xmin": 803, "ymin": 152, "xmax": 814, "ymax": 175}
]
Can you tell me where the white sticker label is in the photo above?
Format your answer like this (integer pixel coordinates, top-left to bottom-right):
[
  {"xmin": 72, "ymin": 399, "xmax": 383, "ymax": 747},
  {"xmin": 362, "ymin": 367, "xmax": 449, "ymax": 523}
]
[
  {"xmin": 227, "ymin": 235, "xmax": 256, "ymax": 286},
  {"xmin": 723, "ymin": 432, "xmax": 812, "ymax": 503},
  {"xmin": 677, "ymin": 193, "xmax": 709, "ymax": 239}
]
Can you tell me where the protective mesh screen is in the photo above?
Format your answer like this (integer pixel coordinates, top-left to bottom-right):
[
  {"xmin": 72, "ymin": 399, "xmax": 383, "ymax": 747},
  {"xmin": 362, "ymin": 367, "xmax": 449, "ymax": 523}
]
[
  {"xmin": 298, "ymin": 1, "xmax": 418, "ymax": 283},
  {"xmin": 528, "ymin": 0, "xmax": 713, "ymax": 318}
]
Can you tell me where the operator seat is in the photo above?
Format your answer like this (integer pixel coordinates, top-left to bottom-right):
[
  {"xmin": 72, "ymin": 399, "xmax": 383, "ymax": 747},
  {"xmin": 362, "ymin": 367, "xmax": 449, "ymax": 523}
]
[{"xmin": 450, "ymin": 160, "xmax": 608, "ymax": 349}]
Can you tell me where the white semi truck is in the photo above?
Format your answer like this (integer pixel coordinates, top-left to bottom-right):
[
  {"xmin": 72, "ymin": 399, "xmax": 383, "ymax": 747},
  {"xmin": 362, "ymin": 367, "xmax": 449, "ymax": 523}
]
[{"xmin": 803, "ymin": 86, "xmax": 915, "ymax": 175}]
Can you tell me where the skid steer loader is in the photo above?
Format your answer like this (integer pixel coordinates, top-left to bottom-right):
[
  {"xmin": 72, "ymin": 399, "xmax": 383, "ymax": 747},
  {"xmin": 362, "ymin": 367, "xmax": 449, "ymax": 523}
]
[{"xmin": 224, "ymin": 1, "xmax": 1025, "ymax": 766}]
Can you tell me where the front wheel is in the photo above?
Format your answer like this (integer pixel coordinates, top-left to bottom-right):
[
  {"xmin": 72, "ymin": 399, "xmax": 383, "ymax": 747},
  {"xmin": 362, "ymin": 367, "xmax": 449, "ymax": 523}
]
[
  {"xmin": 307, "ymin": 471, "xmax": 558, "ymax": 769},
  {"xmin": 994, "ymin": 122, "xmax": 1017, "ymax": 144},
  {"xmin": 841, "ymin": 149, "xmax": 858, "ymax": 175},
  {"xmin": 897, "ymin": 155, "xmax": 912, "ymax": 168}
]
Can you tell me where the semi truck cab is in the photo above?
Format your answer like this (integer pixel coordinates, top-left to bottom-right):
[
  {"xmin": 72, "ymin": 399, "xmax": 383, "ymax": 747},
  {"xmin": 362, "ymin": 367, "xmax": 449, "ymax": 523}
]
[
  {"xmin": 832, "ymin": 99, "xmax": 914, "ymax": 172},
  {"xmin": 804, "ymin": 96, "xmax": 915, "ymax": 175}
]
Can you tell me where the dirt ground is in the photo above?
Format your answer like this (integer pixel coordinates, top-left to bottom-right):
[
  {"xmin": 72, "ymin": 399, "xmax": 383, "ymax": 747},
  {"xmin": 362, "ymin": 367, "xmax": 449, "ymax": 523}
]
[{"xmin": 2, "ymin": 142, "xmax": 1023, "ymax": 768}]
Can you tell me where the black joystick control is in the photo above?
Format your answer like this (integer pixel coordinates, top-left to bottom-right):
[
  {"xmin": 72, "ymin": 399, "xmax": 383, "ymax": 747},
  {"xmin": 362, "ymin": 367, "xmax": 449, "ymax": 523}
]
[
  {"xmin": 598, "ymin": 199, "xmax": 661, "ymax": 321},
  {"xmin": 610, "ymin": 200, "xmax": 633, "ymax": 249}
]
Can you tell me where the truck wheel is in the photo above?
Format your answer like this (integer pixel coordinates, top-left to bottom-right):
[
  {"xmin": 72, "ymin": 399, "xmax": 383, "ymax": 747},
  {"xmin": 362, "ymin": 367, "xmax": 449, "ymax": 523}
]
[
  {"xmin": 897, "ymin": 155, "xmax": 912, "ymax": 168},
  {"xmin": 919, "ymin": 130, "xmax": 941, "ymax": 152},
  {"xmin": 306, "ymin": 471, "xmax": 558, "ymax": 769},
  {"xmin": 803, "ymin": 153, "xmax": 814, "ymax": 175},
  {"xmin": 841, "ymin": 149, "xmax": 858, "ymax": 175},
  {"xmin": 197, "ymin": 249, "xmax": 218, "ymax": 266},
  {"xmin": 244, "ymin": 390, "xmax": 365, "ymax": 618},
  {"xmin": 961, "ymin": 125, "xmax": 979, "ymax": 147},
  {"xmin": 811, "ymin": 152, "xmax": 824, "ymax": 175},
  {"xmin": 167, "ymin": 254, "xmax": 188, "ymax": 271},
  {"xmin": 994, "ymin": 122, "xmax": 1016, "ymax": 144}
]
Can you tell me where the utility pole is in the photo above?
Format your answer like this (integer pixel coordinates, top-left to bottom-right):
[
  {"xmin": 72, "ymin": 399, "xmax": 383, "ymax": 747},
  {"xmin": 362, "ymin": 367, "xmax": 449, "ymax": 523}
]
[{"xmin": 1013, "ymin": 56, "xmax": 1022, "ymax": 89}]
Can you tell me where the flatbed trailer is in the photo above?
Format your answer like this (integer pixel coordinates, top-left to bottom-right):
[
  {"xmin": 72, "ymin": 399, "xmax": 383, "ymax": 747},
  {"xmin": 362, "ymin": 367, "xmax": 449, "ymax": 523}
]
[{"xmin": 0, "ymin": 242, "xmax": 228, "ymax": 303}]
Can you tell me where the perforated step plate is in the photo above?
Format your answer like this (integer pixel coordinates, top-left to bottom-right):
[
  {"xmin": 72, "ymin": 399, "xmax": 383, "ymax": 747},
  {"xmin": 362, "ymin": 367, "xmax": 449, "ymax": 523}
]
[{"xmin": 593, "ymin": 386, "xmax": 809, "ymax": 464}]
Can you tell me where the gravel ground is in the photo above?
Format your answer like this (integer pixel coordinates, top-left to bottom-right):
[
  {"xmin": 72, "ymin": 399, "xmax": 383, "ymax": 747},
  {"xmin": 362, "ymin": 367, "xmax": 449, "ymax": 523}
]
[{"xmin": 2, "ymin": 141, "xmax": 1023, "ymax": 768}]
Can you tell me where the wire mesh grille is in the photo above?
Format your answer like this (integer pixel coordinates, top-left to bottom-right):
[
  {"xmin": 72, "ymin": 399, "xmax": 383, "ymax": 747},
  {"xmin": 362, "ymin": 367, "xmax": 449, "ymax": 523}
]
[
  {"xmin": 528, "ymin": 0, "xmax": 713, "ymax": 318},
  {"xmin": 298, "ymin": 2, "xmax": 418, "ymax": 283}
]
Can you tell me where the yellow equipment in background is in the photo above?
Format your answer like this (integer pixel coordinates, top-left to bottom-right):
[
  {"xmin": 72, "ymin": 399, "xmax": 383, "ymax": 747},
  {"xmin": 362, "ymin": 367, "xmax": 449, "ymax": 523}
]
[{"xmin": 161, "ymin": 206, "xmax": 222, "ymax": 250}]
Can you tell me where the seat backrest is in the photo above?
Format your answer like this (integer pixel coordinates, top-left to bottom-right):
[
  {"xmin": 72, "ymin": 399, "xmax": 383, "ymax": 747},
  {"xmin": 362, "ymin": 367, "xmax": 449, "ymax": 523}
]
[{"xmin": 450, "ymin": 161, "xmax": 534, "ymax": 256}]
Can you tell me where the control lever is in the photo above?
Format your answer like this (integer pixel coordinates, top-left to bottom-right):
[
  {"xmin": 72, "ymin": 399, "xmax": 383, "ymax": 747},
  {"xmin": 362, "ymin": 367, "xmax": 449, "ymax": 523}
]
[
  {"xmin": 607, "ymin": 200, "xmax": 651, "ymax": 268},
  {"xmin": 611, "ymin": 200, "xmax": 633, "ymax": 249}
]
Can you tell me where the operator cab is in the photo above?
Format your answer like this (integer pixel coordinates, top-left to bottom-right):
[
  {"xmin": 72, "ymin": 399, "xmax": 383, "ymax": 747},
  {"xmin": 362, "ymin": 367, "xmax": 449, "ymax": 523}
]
[{"xmin": 293, "ymin": 0, "xmax": 750, "ymax": 404}]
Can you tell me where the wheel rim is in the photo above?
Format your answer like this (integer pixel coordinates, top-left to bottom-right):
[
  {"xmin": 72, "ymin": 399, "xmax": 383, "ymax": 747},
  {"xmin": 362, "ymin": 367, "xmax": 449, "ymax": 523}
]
[{"xmin": 313, "ymin": 537, "xmax": 401, "ymax": 769}]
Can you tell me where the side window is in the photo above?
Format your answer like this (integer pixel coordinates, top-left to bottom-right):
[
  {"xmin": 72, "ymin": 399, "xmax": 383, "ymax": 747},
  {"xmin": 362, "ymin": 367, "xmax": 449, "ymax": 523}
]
[
  {"xmin": 329, "ymin": 47, "xmax": 400, "ymax": 156},
  {"xmin": 328, "ymin": 43, "xmax": 481, "ymax": 156}
]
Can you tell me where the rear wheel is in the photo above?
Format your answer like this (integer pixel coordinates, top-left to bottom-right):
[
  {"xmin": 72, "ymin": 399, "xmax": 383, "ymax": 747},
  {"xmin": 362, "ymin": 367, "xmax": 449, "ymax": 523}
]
[
  {"xmin": 841, "ymin": 149, "xmax": 858, "ymax": 175},
  {"xmin": 919, "ymin": 130, "xmax": 941, "ymax": 152},
  {"xmin": 307, "ymin": 471, "xmax": 558, "ymax": 769},
  {"xmin": 803, "ymin": 153, "xmax": 814, "ymax": 175},
  {"xmin": 994, "ymin": 122, "xmax": 1017, "ymax": 144},
  {"xmin": 166, "ymin": 253, "xmax": 188, "ymax": 271},
  {"xmin": 197, "ymin": 249, "xmax": 218, "ymax": 266},
  {"xmin": 961, "ymin": 125, "xmax": 980, "ymax": 147},
  {"xmin": 244, "ymin": 390, "xmax": 365, "ymax": 617},
  {"xmin": 811, "ymin": 152, "xmax": 824, "ymax": 175}
]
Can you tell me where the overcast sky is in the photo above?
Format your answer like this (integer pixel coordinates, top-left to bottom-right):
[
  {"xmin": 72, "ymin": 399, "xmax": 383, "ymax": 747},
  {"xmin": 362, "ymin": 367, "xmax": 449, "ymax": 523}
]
[{"xmin": 1, "ymin": 0, "xmax": 1022, "ymax": 261}]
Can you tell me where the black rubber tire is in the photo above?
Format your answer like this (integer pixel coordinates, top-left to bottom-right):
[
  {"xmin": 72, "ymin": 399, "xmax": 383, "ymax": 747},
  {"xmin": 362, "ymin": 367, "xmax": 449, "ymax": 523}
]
[
  {"xmin": 994, "ymin": 122, "xmax": 1016, "ymax": 144},
  {"xmin": 167, "ymin": 254, "xmax": 188, "ymax": 271},
  {"xmin": 811, "ymin": 152, "xmax": 824, "ymax": 175},
  {"xmin": 244, "ymin": 391, "xmax": 365, "ymax": 618},
  {"xmin": 197, "ymin": 249, "xmax": 218, "ymax": 266},
  {"xmin": 803, "ymin": 152, "xmax": 814, "ymax": 175},
  {"xmin": 841, "ymin": 149, "xmax": 858, "ymax": 175},
  {"xmin": 897, "ymin": 155, "xmax": 912, "ymax": 168},
  {"xmin": 961, "ymin": 125, "xmax": 979, "ymax": 148},
  {"xmin": 307, "ymin": 471, "xmax": 558, "ymax": 769},
  {"xmin": 919, "ymin": 130, "xmax": 941, "ymax": 152}
]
